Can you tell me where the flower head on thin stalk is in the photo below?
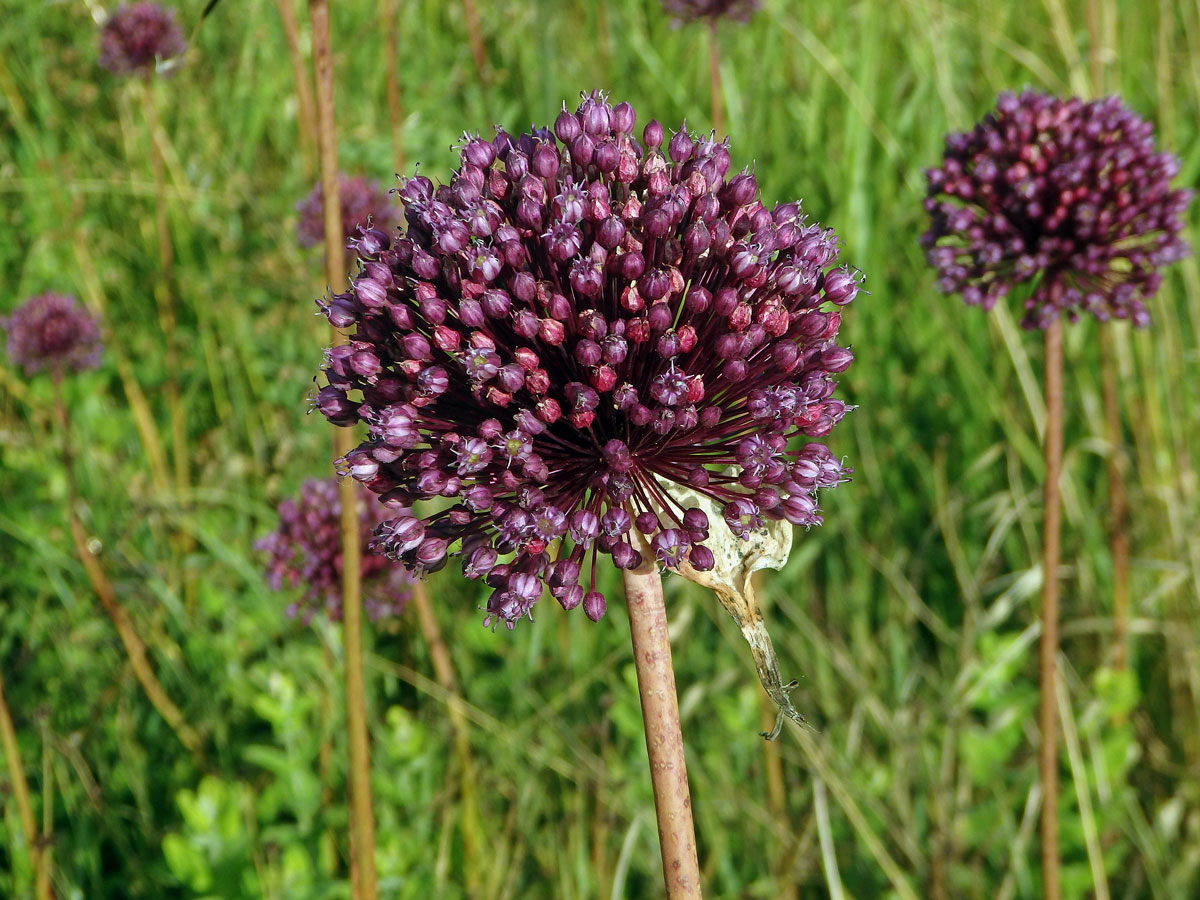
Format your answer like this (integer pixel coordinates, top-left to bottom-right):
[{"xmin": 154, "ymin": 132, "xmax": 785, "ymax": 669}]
[
  {"xmin": 99, "ymin": 2, "xmax": 187, "ymax": 74},
  {"xmin": 257, "ymin": 478, "xmax": 413, "ymax": 622},
  {"xmin": 923, "ymin": 90, "xmax": 1192, "ymax": 328},
  {"xmin": 313, "ymin": 91, "xmax": 856, "ymax": 629},
  {"xmin": 662, "ymin": 0, "xmax": 761, "ymax": 24},
  {"xmin": 297, "ymin": 174, "xmax": 398, "ymax": 249},
  {"xmin": 2, "ymin": 293, "xmax": 103, "ymax": 378}
]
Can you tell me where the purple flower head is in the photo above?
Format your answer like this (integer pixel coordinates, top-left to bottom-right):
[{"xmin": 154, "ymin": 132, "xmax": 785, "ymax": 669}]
[
  {"xmin": 923, "ymin": 90, "xmax": 1192, "ymax": 329},
  {"xmin": 662, "ymin": 0, "xmax": 761, "ymax": 24},
  {"xmin": 256, "ymin": 478, "xmax": 413, "ymax": 623},
  {"xmin": 99, "ymin": 3, "xmax": 186, "ymax": 74},
  {"xmin": 314, "ymin": 92, "xmax": 856, "ymax": 629},
  {"xmin": 3, "ymin": 293, "xmax": 103, "ymax": 377},
  {"xmin": 297, "ymin": 174, "xmax": 397, "ymax": 249}
]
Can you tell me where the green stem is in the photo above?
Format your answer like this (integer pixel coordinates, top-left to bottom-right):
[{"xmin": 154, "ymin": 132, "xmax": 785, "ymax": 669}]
[
  {"xmin": 0, "ymin": 667, "xmax": 51, "ymax": 900},
  {"xmin": 1040, "ymin": 318, "xmax": 1064, "ymax": 900}
]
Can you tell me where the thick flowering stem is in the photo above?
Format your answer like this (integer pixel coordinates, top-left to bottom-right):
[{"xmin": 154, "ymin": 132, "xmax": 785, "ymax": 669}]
[
  {"xmin": 621, "ymin": 559, "xmax": 703, "ymax": 900},
  {"xmin": 1040, "ymin": 318, "xmax": 1064, "ymax": 900},
  {"xmin": 309, "ymin": 2, "xmax": 379, "ymax": 898},
  {"xmin": 0, "ymin": 667, "xmax": 51, "ymax": 900}
]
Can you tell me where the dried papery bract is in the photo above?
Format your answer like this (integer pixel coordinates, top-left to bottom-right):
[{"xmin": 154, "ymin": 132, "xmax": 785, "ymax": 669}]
[
  {"xmin": 923, "ymin": 89, "xmax": 1191, "ymax": 900},
  {"xmin": 312, "ymin": 91, "xmax": 858, "ymax": 896},
  {"xmin": 297, "ymin": 174, "xmax": 398, "ymax": 249},
  {"xmin": 99, "ymin": 2, "xmax": 187, "ymax": 74},
  {"xmin": 258, "ymin": 477, "xmax": 414, "ymax": 622}
]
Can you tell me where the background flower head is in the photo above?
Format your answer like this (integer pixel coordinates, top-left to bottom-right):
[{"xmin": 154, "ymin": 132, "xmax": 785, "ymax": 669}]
[
  {"xmin": 257, "ymin": 478, "xmax": 413, "ymax": 623},
  {"xmin": 3, "ymin": 293, "xmax": 103, "ymax": 377},
  {"xmin": 297, "ymin": 174, "xmax": 398, "ymax": 249},
  {"xmin": 662, "ymin": 0, "xmax": 761, "ymax": 24},
  {"xmin": 99, "ymin": 2, "xmax": 187, "ymax": 74},
  {"xmin": 923, "ymin": 90, "xmax": 1191, "ymax": 328},
  {"xmin": 314, "ymin": 92, "xmax": 857, "ymax": 629}
]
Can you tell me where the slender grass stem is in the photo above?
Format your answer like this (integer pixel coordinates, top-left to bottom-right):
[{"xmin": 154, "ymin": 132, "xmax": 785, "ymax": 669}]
[
  {"xmin": 752, "ymin": 581, "xmax": 795, "ymax": 899},
  {"xmin": 383, "ymin": 0, "xmax": 406, "ymax": 178},
  {"xmin": 1040, "ymin": 318, "xmax": 1064, "ymax": 900},
  {"xmin": 461, "ymin": 0, "xmax": 487, "ymax": 83},
  {"xmin": 621, "ymin": 559, "xmax": 703, "ymax": 900},
  {"xmin": 39, "ymin": 718, "xmax": 53, "ymax": 900},
  {"xmin": 1088, "ymin": 0, "xmax": 1130, "ymax": 674},
  {"xmin": 1100, "ymin": 329, "xmax": 1130, "ymax": 670},
  {"xmin": 707, "ymin": 22, "xmax": 724, "ymax": 135},
  {"xmin": 274, "ymin": 0, "xmax": 317, "ymax": 177},
  {"xmin": 140, "ymin": 79, "xmax": 187, "ymax": 505},
  {"xmin": 0, "ymin": 667, "xmax": 51, "ymax": 900},
  {"xmin": 308, "ymin": 3, "xmax": 379, "ymax": 897},
  {"xmin": 410, "ymin": 579, "xmax": 481, "ymax": 890},
  {"xmin": 139, "ymin": 76, "xmax": 194, "ymax": 608},
  {"xmin": 52, "ymin": 376, "xmax": 202, "ymax": 759}
]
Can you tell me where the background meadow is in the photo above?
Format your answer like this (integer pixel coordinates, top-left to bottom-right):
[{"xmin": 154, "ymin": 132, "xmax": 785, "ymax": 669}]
[{"xmin": 2, "ymin": 0, "xmax": 1199, "ymax": 897}]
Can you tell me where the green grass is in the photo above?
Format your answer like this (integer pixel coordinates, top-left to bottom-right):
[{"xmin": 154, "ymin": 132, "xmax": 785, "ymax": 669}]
[{"xmin": 2, "ymin": 0, "xmax": 1199, "ymax": 897}]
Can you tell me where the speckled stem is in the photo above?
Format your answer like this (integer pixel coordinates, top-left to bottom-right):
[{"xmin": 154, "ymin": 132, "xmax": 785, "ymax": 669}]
[
  {"xmin": 622, "ymin": 559, "xmax": 703, "ymax": 900},
  {"xmin": 1040, "ymin": 318, "xmax": 1064, "ymax": 900}
]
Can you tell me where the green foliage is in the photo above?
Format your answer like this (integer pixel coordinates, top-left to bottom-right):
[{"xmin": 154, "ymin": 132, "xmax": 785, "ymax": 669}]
[{"xmin": 1, "ymin": 0, "xmax": 1199, "ymax": 898}]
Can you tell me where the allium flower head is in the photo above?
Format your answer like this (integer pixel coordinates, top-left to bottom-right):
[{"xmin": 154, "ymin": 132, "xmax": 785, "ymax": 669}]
[
  {"xmin": 99, "ymin": 3, "xmax": 187, "ymax": 74},
  {"xmin": 314, "ymin": 92, "xmax": 857, "ymax": 629},
  {"xmin": 663, "ymin": 0, "xmax": 761, "ymax": 23},
  {"xmin": 257, "ymin": 478, "xmax": 413, "ymax": 622},
  {"xmin": 923, "ymin": 90, "xmax": 1192, "ymax": 328},
  {"xmin": 297, "ymin": 175, "xmax": 397, "ymax": 249},
  {"xmin": 3, "ymin": 293, "xmax": 103, "ymax": 377}
]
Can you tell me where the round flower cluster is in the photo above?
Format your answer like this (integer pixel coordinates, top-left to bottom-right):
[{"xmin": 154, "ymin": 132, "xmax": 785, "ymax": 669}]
[
  {"xmin": 314, "ymin": 92, "xmax": 856, "ymax": 628},
  {"xmin": 3, "ymin": 293, "xmax": 103, "ymax": 377},
  {"xmin": 663, "ymin": 0, "xmax": 761, "ymax": 23},
  {"xmin": 257, "ymin": 478, "xmax": 413, "ymax": 623},
  {"xmin": 297, "ymin": 174, "xmax": 397, "ymax": 249},
  {"xmin": 923, "ymin": 90, "xmax": 1191, "ymax": 328},
  {"xmin": 99, "ymin": 3, "xmax": 187, "ymax": 74}
]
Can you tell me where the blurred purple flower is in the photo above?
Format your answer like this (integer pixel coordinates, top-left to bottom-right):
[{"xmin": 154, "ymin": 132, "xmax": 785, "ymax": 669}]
[
  {"xmin": 663, "ymin": 0, "xmax": 761, "ymax": 24},
  {"xmin": 923, "ymin": 90, "xmax": 1192, "ymax": 328},
  {"xmin": 257, "ymin": 478, "xmax": 413, "ymax": 623},
  {"xmin": 297, "ymin": 175, "xmax": 397, "ymax": 249},
  {"xmin": 99, "ymin": 3, "xmax": 187, "ymax": 74},
  {"xmin": 313, "ymin": 91, "xmax": 856, "ymax": 629},
  {"xmin": 2, "ymin": 293, "xmax": 103, "ymax": 377}
]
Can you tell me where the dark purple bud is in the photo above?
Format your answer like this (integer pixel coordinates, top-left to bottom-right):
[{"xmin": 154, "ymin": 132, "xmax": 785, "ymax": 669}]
[
  {"xmin": 555, "ymin": 105, "xmax": 582, "ymax": 142},
  {"xmin": 635, "ymin": 511, "xmax": 659, "ymax": 534},
  {"xmin": 643, "ymin": 119, "xmax": 664, "ymax": 148},
  {"xmin": 583, "ymin": 591, "xmax": 607, "ymax": 622},
  {"xmin": 532, "ymin": 142, "xmax": 560, "ymax": 178}
]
